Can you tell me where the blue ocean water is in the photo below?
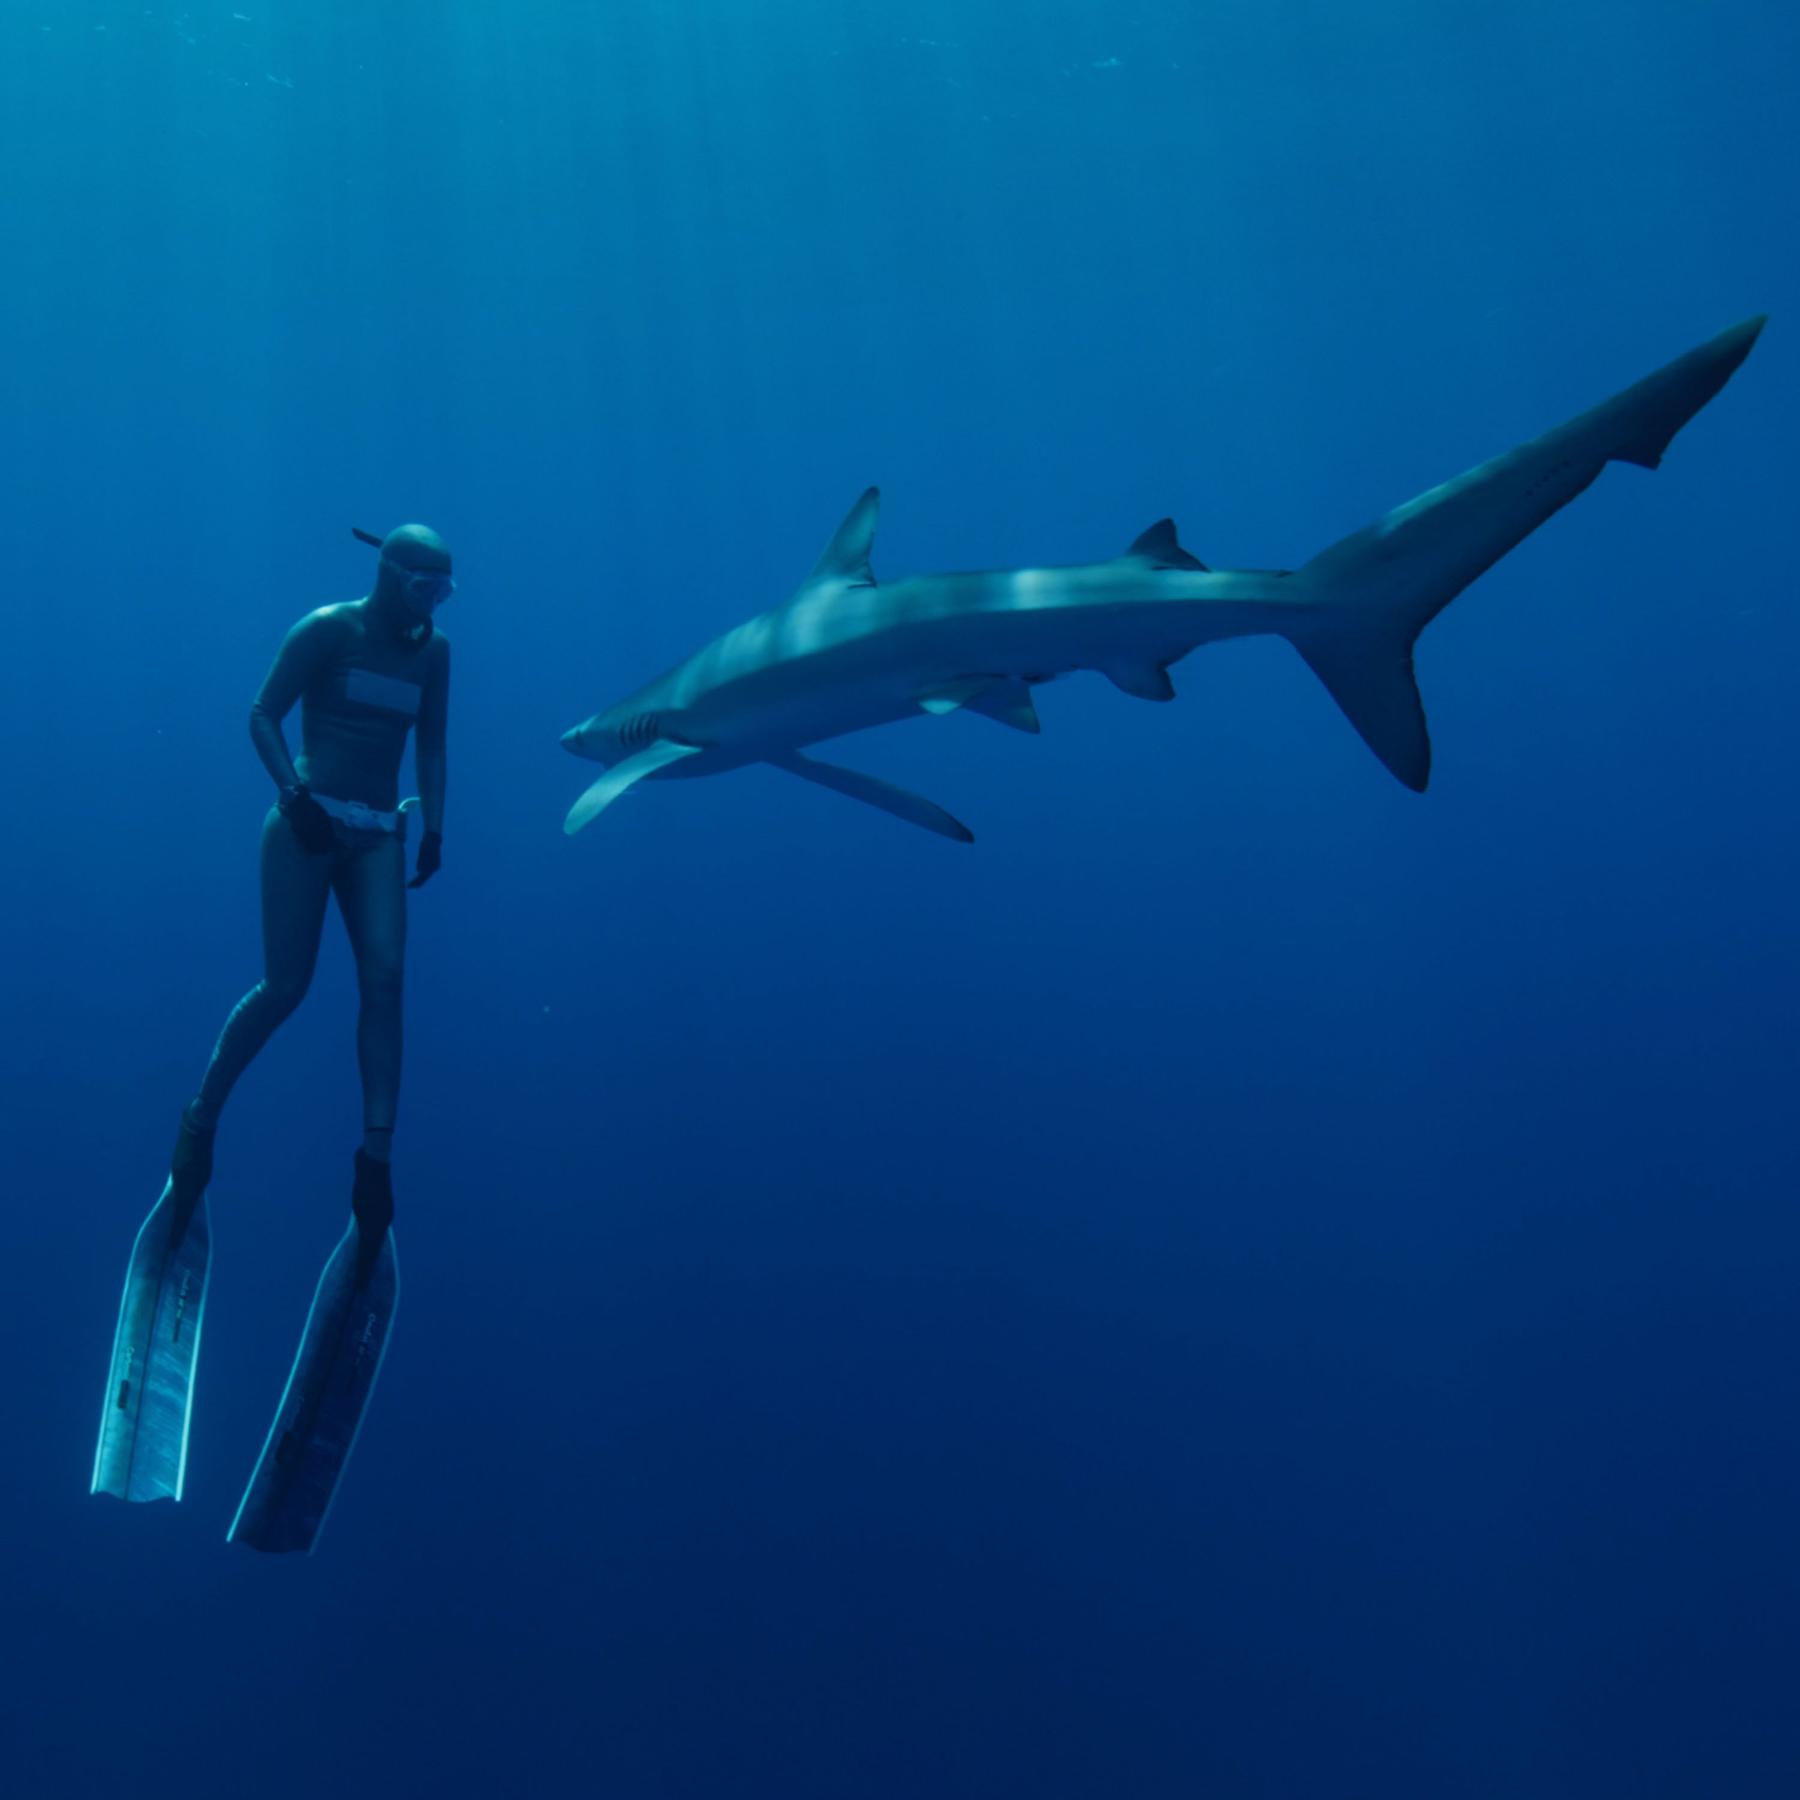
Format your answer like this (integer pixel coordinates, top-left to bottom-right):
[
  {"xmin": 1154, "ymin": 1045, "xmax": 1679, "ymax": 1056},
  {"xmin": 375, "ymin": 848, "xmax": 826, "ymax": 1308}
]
[{"xmin": 3, "ymin": 2, "xmax": 1796, "ymax": 1794}]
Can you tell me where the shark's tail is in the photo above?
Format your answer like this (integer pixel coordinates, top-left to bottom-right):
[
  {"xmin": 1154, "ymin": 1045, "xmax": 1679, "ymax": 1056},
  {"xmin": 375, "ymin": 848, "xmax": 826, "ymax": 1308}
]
[{"xmin": 1283, "ymin": 315, "xmax": 1765, "ymax": 790}]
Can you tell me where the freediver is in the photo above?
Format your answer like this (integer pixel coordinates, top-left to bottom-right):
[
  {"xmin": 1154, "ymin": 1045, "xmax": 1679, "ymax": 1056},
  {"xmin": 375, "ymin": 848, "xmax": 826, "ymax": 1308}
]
[
  {"xmin": 92, "ymin": 524, "xmax": 451, "ymax": 1543},
  {"xmin": 190, "ymin": 521, "xmax": 450, "ymax": 1217}
]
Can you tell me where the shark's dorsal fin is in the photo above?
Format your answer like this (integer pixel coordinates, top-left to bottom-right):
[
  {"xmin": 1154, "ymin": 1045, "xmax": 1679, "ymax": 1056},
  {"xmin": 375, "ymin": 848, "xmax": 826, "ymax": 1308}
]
[
  {"xmin": 1128, "ymin": 518, "xmax": 1207, "ymax": 571},
  {"xmin": 810, "ymin": 487, "xmax": 881, "ymax": 587}
]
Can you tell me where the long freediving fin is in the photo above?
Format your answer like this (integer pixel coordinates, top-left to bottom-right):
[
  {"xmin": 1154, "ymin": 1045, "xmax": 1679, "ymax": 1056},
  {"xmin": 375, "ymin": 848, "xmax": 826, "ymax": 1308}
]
[
  {"xmin": 765, "ymin": 750, "xmax": 975, "ymax": 843},
  {"xmin": 563, "ymin": 739, "xmax": 701, "ymax": 835},
  {"xmin": 92, "ymin": 1178, "xmax": 213, "ymax": 1504},
  {"xmin": 228, "ymin": 1215, "xmax": 399, "ymax": 1554}
]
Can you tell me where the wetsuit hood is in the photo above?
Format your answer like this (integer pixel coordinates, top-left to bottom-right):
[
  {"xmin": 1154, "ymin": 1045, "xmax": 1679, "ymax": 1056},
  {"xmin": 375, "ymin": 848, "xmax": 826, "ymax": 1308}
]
[{"xmin": 354, "ymin": 523, "xmax": 453, "ymax": 642}]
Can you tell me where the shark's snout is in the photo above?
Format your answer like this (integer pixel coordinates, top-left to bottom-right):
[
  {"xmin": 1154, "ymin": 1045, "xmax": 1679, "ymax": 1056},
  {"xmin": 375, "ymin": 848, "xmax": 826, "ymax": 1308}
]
[{"xmin": 563, "ymin": 719, "xmax": 625, "ymax": 765}]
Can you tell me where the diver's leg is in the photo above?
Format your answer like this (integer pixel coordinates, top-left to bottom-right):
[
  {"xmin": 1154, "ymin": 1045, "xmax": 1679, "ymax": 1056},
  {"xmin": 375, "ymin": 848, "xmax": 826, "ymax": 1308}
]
[
  {"xmin": 332, "ymin": 832, "xmax": 407, "ymax": 1162},
  {"xmin": 227, "ymin": 844, "xmax": 405, "ymax": 1546},
  {"xmin": 190, "ymin": 808, "xmax": 333, "ymax": 1128}
]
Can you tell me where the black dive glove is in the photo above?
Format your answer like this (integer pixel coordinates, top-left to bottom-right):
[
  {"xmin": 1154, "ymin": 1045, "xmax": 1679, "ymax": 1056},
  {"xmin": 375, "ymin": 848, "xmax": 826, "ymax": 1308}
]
[
  {"xmin": 409, "ymin": 830, "xmax": 443, "ymax": 889},
  {"xmin": 278, "ymin": 784, "xmax": 335, "ymax": 855}
]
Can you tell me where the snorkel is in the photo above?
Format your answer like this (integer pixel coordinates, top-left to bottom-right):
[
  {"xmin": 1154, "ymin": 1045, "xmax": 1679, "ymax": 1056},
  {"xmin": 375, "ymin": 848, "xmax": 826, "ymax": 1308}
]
[{"xmin": 355, "ymin": 523, "xmax": 454, "ymax": 643}]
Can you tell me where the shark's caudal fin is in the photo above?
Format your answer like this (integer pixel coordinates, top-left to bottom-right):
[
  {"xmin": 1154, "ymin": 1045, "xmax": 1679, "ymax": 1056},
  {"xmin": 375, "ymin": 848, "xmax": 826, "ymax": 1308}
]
[{"xmin": 1288, "ymin": 315, "xmax": 1765, "ymax": 790}]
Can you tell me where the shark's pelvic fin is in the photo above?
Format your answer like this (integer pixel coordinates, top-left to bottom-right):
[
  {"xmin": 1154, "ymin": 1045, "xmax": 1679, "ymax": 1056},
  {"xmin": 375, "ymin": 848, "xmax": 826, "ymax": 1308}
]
[
  {"xmin": 916, "ymin": 676, "xmax": 994, "ymax": 716},
  {"xmin": 1127, "ymin": 518, "xmax": 1208, "ymax": 571},
  {"xmin": 1103, "ymin": 661, "xmax": 1177, "ymax": 702},
  {"xmin": 962, "ymin": 677, "xmax": 1041, "ymax": 733},
  {"xmin": 765, "ymin": 751, "xmax": 974, "ymax": 843},
  {"xmin": 563, "ymin": 739, "xmax": 701, "ymax": 834},
  {"xmin": 915, "ymin": 674, "xmax": 1040, "ymax": 732},
  {"xmin": 809, "ymin": 487, "xmax": 881, "ymax": 587}
]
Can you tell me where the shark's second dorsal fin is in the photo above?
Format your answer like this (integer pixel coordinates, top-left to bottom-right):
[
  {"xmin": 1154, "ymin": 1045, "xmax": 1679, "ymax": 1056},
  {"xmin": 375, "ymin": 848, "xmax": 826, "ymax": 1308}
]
[
  {"xmin": 1128, "ymin": 518, "xmax": 1207, "ymax": 571},
  {"xmin": 810, "ymin": 487, "xmax": 881, "ymax": 587}
]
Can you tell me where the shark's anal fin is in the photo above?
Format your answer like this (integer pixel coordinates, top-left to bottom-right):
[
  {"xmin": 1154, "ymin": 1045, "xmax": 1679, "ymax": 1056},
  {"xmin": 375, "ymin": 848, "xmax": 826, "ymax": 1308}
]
[
  {"xmin": 1127, "ymin": 518, "xmax": 1208, "ymax": 571},
  {"xmin": 809, "ymin": 488, "xmax": 881, "ymax": 587},
  {"xmin": 765, "ymin": 752, "xmax": 974, "ymax": 844},
  {"xmin": 916, "ymin": 675, "xmax": 1040, "ymax": 733},
  {"xmin": 563, "ymin": 739, "xmax": 702, "ymax": 835},
  {"xmin": 1103, "ymin": 662, "xmax": 1177, "ymax": 702}
]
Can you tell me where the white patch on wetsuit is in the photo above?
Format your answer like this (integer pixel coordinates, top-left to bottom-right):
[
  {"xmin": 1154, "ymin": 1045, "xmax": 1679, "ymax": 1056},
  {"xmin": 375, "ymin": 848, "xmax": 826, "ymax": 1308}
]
[{"xmin": 344, "ymin": 668, "xmax": 422, "ymax": 717}]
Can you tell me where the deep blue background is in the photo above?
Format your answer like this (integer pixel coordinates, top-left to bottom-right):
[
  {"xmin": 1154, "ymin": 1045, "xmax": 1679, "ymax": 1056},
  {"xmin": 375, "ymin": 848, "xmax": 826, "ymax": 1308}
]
[{"xmin": 2, "ymin": 3, "xmax": 1795, "ymax": 1795}]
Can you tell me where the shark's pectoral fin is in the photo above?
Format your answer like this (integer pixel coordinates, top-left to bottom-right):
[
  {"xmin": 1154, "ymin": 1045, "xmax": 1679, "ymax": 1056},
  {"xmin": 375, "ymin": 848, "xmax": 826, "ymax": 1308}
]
[
  {"xmin": 765, "ymin": 752, "xmax": 974, "ymax": 844},
  {"xmin": 563, "ymin": 739, "xmax": 702, "ymax": 835},
  {"xmin": 1103, "ymin": 661, "xmax": 1177, "ymax": 702},
  {"xmin": 1127, "ymin": 518, "xmax": 1208, "ymax": 571},
  {"xmin": 916, "ymin": 675, "xmax": 1040, "ymax": 734}
]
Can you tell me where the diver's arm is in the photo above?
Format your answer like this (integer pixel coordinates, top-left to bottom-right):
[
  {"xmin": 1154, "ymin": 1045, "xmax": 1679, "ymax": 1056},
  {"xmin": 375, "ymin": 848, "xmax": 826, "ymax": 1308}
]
[
  {"xmin": 414, "ymin": 636, "xmax": 450, "ymax": 836},
  {"xmin": 407, "ymin": 637, "xmax": 449, "ymax": 888},
  {"xmin": 249, "ymin": 610, "xmax": 338, "ymax": 794}
]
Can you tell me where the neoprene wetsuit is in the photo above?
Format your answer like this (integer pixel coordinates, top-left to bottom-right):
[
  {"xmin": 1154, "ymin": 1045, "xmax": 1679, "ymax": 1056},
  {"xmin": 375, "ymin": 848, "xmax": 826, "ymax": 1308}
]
[{"xmin": 193, "ymin": 599, "xmax": 449, "ymax": 1148}]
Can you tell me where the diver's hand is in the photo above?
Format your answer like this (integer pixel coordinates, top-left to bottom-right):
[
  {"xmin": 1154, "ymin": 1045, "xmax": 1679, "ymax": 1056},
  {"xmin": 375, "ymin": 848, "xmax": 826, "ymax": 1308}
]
[
  {"xmin": 278, "ymin": 785, "xmax": 335, "ymax": 855},
  {"xmin": 408, "ymin": 830, "xmax": 443, "ymax": 889}
]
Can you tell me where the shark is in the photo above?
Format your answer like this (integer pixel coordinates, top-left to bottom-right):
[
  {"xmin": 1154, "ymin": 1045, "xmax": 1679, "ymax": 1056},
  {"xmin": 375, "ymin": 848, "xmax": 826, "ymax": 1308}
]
[{"xmin": 561, "ymin": 316, "xmax": 1765, "ymax": 842}]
